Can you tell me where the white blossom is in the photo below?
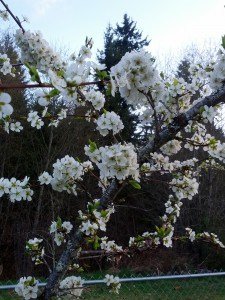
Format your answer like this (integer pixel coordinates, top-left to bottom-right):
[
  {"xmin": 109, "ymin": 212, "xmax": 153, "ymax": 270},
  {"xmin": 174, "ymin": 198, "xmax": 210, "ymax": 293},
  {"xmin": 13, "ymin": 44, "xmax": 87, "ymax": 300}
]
[
  {"xmin": 59, "ymin": 276, "xmax": 84, "ymax": 298},
  {"xmin": 0, "ymin": 92, "xmax": 13, "ymax": 119},
  {"xmin": 15, "ymin": 277, "xmax": 39, "ymax": 300},
  {"xmin": 96, "ymin": 111, "xmax": 124, "ymax": 136},
  {"xmin": 50, "ymin": 218, "xmax": 73, "ymax": 246},
  {"xmin": 85, "ymin": 143, "xmax": 139, "ymax": 184},
  {"xmin": 104, "ymin": 274, "xmax": 121, "ymax": 294}
]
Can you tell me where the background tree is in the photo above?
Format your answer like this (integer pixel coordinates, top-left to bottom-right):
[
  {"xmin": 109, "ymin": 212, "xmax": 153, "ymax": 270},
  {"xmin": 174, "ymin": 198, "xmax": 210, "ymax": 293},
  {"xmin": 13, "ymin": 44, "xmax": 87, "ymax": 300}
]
[{"xmin": 97, "ymin": 14, "xmax": 150, "ymax": 142}]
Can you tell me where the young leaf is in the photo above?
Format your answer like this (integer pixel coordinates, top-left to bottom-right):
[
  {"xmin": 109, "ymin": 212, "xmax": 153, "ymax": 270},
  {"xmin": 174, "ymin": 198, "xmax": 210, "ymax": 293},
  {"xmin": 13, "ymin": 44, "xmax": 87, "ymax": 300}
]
[
  {"xmin": 24, "ymin": 62, "xmax": 41, "ymax": 83},
  {"xmin": 129, "ymin": 180, "xmax": 141, "ymax": 189},
  {"xmin": 89, "ymin": 140, "xmax": 97, "ymax": 153}
]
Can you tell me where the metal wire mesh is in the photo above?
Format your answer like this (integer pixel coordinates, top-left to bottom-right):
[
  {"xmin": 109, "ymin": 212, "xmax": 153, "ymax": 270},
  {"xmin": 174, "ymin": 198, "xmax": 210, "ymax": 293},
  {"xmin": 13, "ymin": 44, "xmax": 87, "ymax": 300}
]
[{"xmin": 0, "ymin": 272, "xmax": 225, "ymax": 299}]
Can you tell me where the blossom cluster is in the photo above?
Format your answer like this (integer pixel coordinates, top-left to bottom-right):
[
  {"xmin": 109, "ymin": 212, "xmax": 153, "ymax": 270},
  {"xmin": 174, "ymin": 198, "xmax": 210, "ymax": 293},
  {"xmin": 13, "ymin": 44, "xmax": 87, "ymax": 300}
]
[
  {"xmin": 186, "ymin": 228, "xmax": 225, "ymax": 248},
  {"xmin": 129, "ymin": 222, "xmax": 175, "ymax": 248},
  {"xmin": 183, "ymin": 121, "xmax": 224, "ymax": 155},
  {"xmin": 0, "ymin": 10, "xmax": 8, "ymax": 21},
  {"xmin": 28, "ymin": 105, "xmax": 68, "ymax": 129},
  {"xmin": 185, "ymin": 227, "xmax": 196, "ymax": 242},
  {"xmin": 96, "ymin": 111, "xmax": 124, "ymax": 136},
  {"xmin": 48, "ymin": 62, "xmax": 105, "ymax": 107},
  {"xmin": 110, "ymin": 50, "xmax": 164, "ymax": 108},
  {"xmin": 109, "ymin": 47, "xmax": 215, "ymax": 129},
  {"xmin": 39, "ymin": 156, "xmax": 93, "ymax": 195},
  {"xmin": 170, "ymin": 174, "xmax": 199, "ymax": 200},
  {"xmin": 209, "ymin": 47, "xmax": 225, "ymax": 90},
  {"xmin": 184, "ymin": 121, "xmax": 208, "ymax": 151},
  {"xmin": 0, "ymin": 53, "xmax": 13, "ymax": 76},
  {"xmin": 85, "ymin": 142, "xmax": 139, "ymax": 186},
  {"xmin": 100, "ymin": 236, "xmax": 123, "ymax": 253},
  {"xmin": 201, "ymin": 105, "xmax": 218, "ymax": 124},
  {"xmin": 41, "ymin": 106, "xmax": 68, "ymax": 128},
  {"xmin": 49, "ymin": 108, "xmax": 68, "ymax": 127},
  {"xmin": 0, "ymin": 176, "xmax": 33, "ymax": 202},
  {"xmin": 27, "ymin": 111, "xmax": 44, "ymax": 129},
  {"xmin": 163, "ymin": 195, "xmax": 183, "ymax": 224},
  {"xmin": 15, "ymin": 29, "xmax": 63, "ymax": 73},
  {"xmin": 129, "ymin": 231, "xmax": 160, "ymax": 249},
  {"xmin": 59, "ymin": 276, "xmax": 84, "ymax": 298},
  {"xmin": 160, "ymin": 139, "xmax": 182, "ymax": 156},
  {"xmin": 85, "ymin": 90, "xmax": 105, "ymax": 111},
  {"xmin": 15, "ymin": 29, "xmax": 106, "ymax": 110},
  {"xmin": 104, "ymin": 274, "xmax": 121, "ymax": 294},
  {"xmin": 146, "ymin": 153, "xmax": 197, "ymax": 173},
  {"xmin": 15, "ymin": 276, "xmax": 39, "ymax": 300},
  {"xmin": 4, "ymin": 121, "xmax": 23, "ymax": 133},
  {"xmin": 50, "ymin": 218, "xmax": 73, "ymax": 246},
  {"xmin": 36, "ymin": 90, "xmax": 52, "ymax": 107},
  {"xmin": 0, "ymin": 92, "xmax": 13, "ymax": 120},
  {"xmin": 142, "ymin": 153, "xmax": 199, "ymax": 201},
  {"xmin": 26, "ymin": 238, "xmax": 44, "ymax": 265},
  {"xmin": 200, "ymin": 232, "xmax": 225, "ymax": 248},
  {"xmin": 79, "ymin": 199, "xmax": 114, "ymax": 236}
]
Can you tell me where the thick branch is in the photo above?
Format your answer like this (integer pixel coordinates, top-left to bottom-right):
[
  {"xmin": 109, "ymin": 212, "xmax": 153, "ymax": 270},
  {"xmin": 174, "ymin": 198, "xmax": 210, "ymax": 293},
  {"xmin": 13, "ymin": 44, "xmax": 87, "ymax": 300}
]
[
  {"xmin": 41, "ymin": 180, "xmax": 119, "ymax": 299},
  {"xmin": 138, "ymin": 86, "xmax": 225, "ymax": 163},
  {"xmin": 40, "ymin": 85, "xmax": 225, "ymax": 299}
]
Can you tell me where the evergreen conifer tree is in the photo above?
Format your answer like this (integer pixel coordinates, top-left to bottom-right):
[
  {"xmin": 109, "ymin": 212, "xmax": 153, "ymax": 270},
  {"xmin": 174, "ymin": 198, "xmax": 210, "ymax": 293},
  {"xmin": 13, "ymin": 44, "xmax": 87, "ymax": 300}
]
[{"xmin": 98, "ymin": 14, "xmax": 150, "ymax": 142}]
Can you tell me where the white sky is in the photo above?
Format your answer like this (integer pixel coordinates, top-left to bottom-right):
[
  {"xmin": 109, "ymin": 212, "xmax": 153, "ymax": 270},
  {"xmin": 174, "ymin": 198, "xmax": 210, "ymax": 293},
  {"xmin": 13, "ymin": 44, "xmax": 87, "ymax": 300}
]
[{"xmin": 1, "ymin": 0, "xmax": 225, "ymax": 66}]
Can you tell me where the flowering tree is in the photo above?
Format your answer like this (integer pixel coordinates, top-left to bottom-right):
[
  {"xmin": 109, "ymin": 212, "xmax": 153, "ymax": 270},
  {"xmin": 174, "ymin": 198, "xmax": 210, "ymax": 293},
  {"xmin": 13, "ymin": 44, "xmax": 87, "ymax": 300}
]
[{"xmin": 1, "ymin": 1, "xmax": 225, "ymax": 299}]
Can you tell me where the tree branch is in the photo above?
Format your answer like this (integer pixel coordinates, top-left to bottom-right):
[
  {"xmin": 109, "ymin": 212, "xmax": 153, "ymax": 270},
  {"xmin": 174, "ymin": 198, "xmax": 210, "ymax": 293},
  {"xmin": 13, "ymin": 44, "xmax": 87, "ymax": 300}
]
[
  {"xmin": 0, "ymin": 80, "xmax": 104, "ymax": 90},
  {"xmin": 40, "ymin": 85, "xmax": 225, "ymax": 299},
  {"xmin": 0, "ymin": 0, "xmax": 25, "ymax": 33}
]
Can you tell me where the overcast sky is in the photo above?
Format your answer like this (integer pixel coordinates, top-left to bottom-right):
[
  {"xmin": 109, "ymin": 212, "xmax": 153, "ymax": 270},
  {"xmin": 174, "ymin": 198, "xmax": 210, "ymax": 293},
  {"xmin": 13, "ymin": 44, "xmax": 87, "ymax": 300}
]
[{"xmin": 1, "ymin": 0, "xmax": 225, "ymax": 65}]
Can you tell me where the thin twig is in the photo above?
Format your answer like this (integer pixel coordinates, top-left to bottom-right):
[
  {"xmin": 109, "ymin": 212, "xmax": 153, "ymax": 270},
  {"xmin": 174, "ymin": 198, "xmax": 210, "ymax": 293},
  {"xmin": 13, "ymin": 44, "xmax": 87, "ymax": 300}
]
[
  {"xmin": 0, "ymin": 80, "xmax": 104, "ymax": 90},
  {"xmin": 0, "ymin": 63, "xmax": 23, "ymax": 67},
  {"xmin": 0, "ymin": 0, "xmax": 25, "ymax": 33}
]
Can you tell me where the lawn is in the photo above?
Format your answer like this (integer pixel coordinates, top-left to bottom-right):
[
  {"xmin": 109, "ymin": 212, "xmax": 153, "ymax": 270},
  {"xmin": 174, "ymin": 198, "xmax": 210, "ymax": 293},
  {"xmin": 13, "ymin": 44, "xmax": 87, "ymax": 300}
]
[
  {"xmin": 1, "ymin": 275, "xmax": 225, "ymax": 299},
  {"xmin": 84, "ymin": 276, "xmax": 225, "ymax": 300}
]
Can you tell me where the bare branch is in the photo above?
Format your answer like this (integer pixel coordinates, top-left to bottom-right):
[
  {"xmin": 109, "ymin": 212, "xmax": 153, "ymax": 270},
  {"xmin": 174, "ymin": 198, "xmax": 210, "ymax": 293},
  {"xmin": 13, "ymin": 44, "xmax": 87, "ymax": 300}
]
[
  {"xmin": 0, "ymin": 0, "xmax": 25, "ymax": 33},
  {"xmin": 0, "ymin": 80, "xmax": 104, "ymax": 90}
]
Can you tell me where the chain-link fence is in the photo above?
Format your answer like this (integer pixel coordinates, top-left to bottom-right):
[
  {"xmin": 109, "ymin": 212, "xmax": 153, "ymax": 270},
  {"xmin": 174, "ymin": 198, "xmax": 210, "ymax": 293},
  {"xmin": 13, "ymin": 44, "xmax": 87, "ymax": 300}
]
[{"xmin": 0, "ymin": 272, "xmax": 225, "ymax": 299}]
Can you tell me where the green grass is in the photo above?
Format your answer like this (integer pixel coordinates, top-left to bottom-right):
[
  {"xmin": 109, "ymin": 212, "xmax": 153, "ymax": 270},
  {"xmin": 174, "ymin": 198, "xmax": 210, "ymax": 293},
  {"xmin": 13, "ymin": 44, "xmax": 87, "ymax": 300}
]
[
  {"xmin": 84, "ymin": 276, "xmax": 225, "ymax": 300},
  {"xmin": 0, "ymin": 275, "xmax": 225, "ymax": 299}
]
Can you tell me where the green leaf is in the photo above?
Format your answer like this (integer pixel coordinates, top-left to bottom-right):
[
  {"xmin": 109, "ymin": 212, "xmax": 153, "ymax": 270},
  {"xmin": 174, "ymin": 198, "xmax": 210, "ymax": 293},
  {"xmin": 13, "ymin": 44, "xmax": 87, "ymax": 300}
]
[
  {"xmin": 101, "ymin": 210, "xmax": 108, "ymax": 218},
  {"xmin": 76, "ymin": 157, "xmax": 81, "ymax": 163},
  {"xmin": 93, "ymin": 201, "xmax": 100, "ymax": 210},
  {"xmin": 87, "ymin": 203, "xmax": 94, "ymax": 213},
  {"xmin": 29, "ymin": 277, "xmax": 35, "ymax": 286},
  {"xmin": 173, "ymin": 78, "xmax": 179, "ymax": 86},
  {"xmin": 56, "ymin": 216, "xmax": 62, "ymax": 228},
  {"xmin": 106, "ymin": 84, "xmax": 112, "ymax": 97},
  {"xmin": 24, "ymin": 62, "xmax": 41, "ymax": 83},
  {"xmin": 155, "ymin": 226, "xmax": 165, "ymax": 238},
  {"xmin": 48, "ymin": 89, "xmax": 60, "ymax": 97},
  {"xmin": 93, "ymin": 236, "xmax": 100, "ymax": 250},
  {"xmin": 129, "ymin": 180, "xmax": 141, "ymax": 189},
  {"xmin": 96, "ymin": 70, "xmax": 108, "ymax": 80},
  {"xmin": 57, "ymin": 70, "xmax": 64, "ymax": 77},
  {"xmin": 88, "ymin": 140, "xmax": 97, "ymax": 153}
]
